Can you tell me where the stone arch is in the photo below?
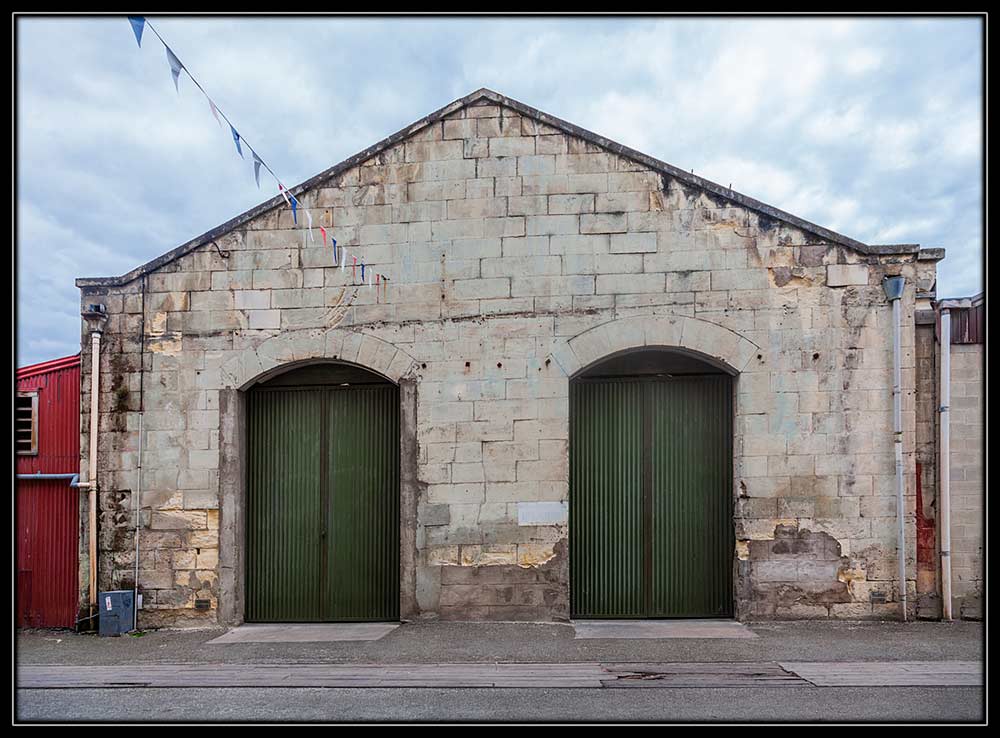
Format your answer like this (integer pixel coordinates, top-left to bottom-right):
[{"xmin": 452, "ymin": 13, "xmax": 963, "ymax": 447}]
[
  {"xmin": 217, "ymin": 326, "xmax": 420, "ymax": 627},
  {"xmin": 548, "ymin": 314, "xmax": 760, "ymax": 378},
  {"xmin": 221, "ymin": 327, "xmax": 419, "ymax": 390}
]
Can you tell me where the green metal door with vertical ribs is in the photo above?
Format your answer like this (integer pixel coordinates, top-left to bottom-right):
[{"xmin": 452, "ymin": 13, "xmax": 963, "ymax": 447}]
[
  {"xmin": 570, "ymin": 375, "xmax": 733, "ymax": 618},
  {"xmin": 246, "ymin": 378, "xmax": 399, "ymax": 622}
]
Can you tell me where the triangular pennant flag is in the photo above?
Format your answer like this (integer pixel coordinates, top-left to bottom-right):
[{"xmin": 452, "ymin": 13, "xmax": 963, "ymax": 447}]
[
  {"xmin": 128, "ymin": 17, "xmax": 145, "ymax": 48},
  {"xmin": 352, "ymin": 256, "xmax": 357, "ymax": 282},
  {"xmin": 230, "ymin": 125, "xmax": 243, "ymax": 158},
  {"xmin": 209, "ymin": 99, "xmax": 222, "ymax": 127},
  {"xmin": 361, "ymin": 262, "xmax": 366, "ymax": 282},
  {"xmin": 165, "ymin": 46, "xmax": 184, "ymax": 92},
  {"xmin": 252, "ymin": 153, "xmax": 263, "ymax": 188},
  {"xmin": 305, "ymin": 210, "xmax": 315, "ymax": 243},
  {"xmin": 340, "ymin": 247, "xmax": 347, "ymax": 272},
  {"xmin": 331, "ymin": 238, "xmax": 338, "ymax": 263},
  {"xmin": 278, "ymin": 184, "xmax": 290, "ymax": 206},
  {"xmin": 319, "ymin": 226, "xmax": 327, "ymax": 247},
  {"xmin": 289, "ymin": 194, "xmax": 298, "ymax": 225}
]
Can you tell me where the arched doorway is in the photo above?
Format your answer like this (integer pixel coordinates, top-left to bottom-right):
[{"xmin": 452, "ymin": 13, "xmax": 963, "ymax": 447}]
[
  {"xmin": 570, "ymin": 348, "xmax": 734, "ymax": 618},
  {"xmin": 244, "ymin": 362, "xmax": 399, "ymax": 622}
]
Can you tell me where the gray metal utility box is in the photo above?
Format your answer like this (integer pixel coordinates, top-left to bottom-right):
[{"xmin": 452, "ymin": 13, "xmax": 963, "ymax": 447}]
[{"xmin": 98, "ymin": 590, "xmax": 134, "ymax": 636}]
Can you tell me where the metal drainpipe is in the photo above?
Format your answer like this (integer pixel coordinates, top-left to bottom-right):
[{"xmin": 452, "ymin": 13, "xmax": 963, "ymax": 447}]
[
  {"xmin": 939, "ymin": 308, "xmax": 953, "ymax": 620},
  {"xmin": 133, "ymin": 412, "xmax": 143, "ymax": 630},
  {"xmin": 86, "ymin": 330, "xmax": 101, "ymax": 614},
  {"xmin": 81, "ymin": 305, "xmax": 108, "ymax": 620},
  {"xmin": 133, "ymin": 276, "xmax": 147, "ymax": 631},
  {"xmin": 17, "ymin": 473, "xmax": 81, "ymax": 486},
  {"xmin": 883, "ymin": 276, "xmax": 907, "ymax": 621}
]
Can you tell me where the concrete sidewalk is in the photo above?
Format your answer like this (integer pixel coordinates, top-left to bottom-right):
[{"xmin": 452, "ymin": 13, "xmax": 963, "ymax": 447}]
[
  {"xmin": 17, "ymin": 619, "xmax": 983, "ymax": 667},
  {"xmin": 18, "ymin": 660, "xmax": 982, "ymax": 689}
]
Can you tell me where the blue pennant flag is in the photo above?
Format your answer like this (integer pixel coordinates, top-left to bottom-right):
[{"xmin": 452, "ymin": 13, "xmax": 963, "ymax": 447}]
[
  {"xmin": 128, "ymin": 17, "xmax": 145, "ymax": 48},
  {"xmin": 230, "ymin": 125, "xmax": 243, "ymax": 158},
  {"xmin": 332, "ymin": 238, "xmax": 338, "ymax": 262},
  {"xmin": 165, "ymin": 46, "xmax": 184, "ymax": 92},
  {"xmin": 289, "ymin": 194, "xmax": 298, "ymax": 225},
  {"xmin": 252, "ymin": 152, "xmax": 262, "ymax": 188},
  {"xmin": 361, "ymin": 262, "xmax": 366, "ymax": 282}
]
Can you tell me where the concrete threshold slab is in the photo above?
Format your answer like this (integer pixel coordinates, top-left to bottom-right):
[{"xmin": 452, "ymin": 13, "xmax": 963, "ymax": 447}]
[
  {"xmin": 572, "ymin": 619, "xmax": 757, "ymax": 639},
  {"xmin": 206, "ymin": 623, "xmax": 400, "ymax": 644}
]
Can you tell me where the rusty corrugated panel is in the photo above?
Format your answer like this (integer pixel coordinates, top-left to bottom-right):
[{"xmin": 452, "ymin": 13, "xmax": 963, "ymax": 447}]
[
  {"xmin": 570, "ymin": 375, "xmax": 733, "ymax": 618},
  {"xmin": 950, "ymin": 303, "xmax": 984, "ymax": 344},
  {"xmin": 16, "ymin": 355, "xmax": 81, "ymax": 628},
  {"xmin": 246, "ymin": 382, "xmax": 399, "ymax": 622}
]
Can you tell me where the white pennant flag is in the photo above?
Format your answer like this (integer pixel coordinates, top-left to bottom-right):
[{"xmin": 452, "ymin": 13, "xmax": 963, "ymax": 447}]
[
  {"xmin": 209, "ymin": 99, "xmax": 222, "ymax": 127},
  {"xmin": 340, "ymin": 247, "xmax": 347, "ymax": 272},
  {"xmin": 305, "ymin": 210, "xmax": 315, "ymax": 243}
]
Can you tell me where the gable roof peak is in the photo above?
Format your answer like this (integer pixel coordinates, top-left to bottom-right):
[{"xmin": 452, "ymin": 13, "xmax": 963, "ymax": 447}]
[{"xmin": 78, "ymin": 88, "xmax": 922, "ymax": 288}]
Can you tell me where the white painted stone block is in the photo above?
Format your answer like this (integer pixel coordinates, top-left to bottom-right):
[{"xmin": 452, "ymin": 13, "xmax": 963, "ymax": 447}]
[
  {"xmin": 827, "ymin": 264, "xmax": 870, "ymax": 287},
  {"xmin": 517, "ymin": 501, "xmax": 568, "ymax": 526}
]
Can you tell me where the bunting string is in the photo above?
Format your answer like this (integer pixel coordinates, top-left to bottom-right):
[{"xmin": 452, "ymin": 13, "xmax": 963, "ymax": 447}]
[{"xmin": 125, "ymin": 17, "xmax": 392, "ymax": 297}]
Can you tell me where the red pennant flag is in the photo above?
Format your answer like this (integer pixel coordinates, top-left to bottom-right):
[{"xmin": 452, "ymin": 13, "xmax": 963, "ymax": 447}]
[{"xmin": 320, "ymin": 226, "xmax": 327, "ymax": 247}]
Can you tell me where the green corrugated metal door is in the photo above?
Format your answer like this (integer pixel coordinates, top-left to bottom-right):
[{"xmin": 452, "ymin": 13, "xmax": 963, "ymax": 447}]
[
  {"xmin": 246, "ymin": 383, "xmax": 399, "ymax": 622},
  {"xmin": 570, "ymin": 376, "xmax": 733, "ymax": 618}
]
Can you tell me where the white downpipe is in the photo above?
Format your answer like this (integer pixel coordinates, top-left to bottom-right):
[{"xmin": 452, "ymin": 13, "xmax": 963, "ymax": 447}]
[
  {"xmin": 87, "ymin": 330, "xmax": 102, "ymax": 611},
  {"xmin": 883, "ymin": 276, "xmax": 907, "ymax": 621},
  {"xmin": 133, "ymin": 411, "xmax": 144, "ymax": 630},
  {"xmin": 939, "ymin": 309, "xmax": 953, "ymax": 620},
  {"xmin": 892, "ymin": 297, "xmax": 907, "ymax": 621}
]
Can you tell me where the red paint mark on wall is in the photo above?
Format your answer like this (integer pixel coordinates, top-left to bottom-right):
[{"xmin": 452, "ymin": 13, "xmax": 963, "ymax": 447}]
[{"xmin": 915, "ymin": 462, "xmax": 937, "ymax": 594}]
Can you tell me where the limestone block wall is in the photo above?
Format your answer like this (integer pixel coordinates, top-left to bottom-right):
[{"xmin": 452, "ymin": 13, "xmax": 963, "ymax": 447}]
[
  {"xmin": 948, "ymin": 342, "xmax": 983, "ymax": 619},
  {"xmin": 78, "ymin": 93, "xmax": 932, "ymax": 626}
]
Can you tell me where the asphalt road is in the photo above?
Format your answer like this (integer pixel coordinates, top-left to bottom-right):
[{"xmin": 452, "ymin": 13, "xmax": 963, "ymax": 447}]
[
  {"xmin": 16, "ymin": 621, "xmax": 984, "ymax": 722},
  {"xmin": 15, "ymin": 686, "xmax": 985, "ymax": 722}
]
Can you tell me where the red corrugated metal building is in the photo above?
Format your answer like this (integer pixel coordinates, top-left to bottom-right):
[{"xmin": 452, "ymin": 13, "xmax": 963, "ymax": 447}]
[{"xmin": 16, "ymin": 354, "xmax": 81, "ymax": 628}]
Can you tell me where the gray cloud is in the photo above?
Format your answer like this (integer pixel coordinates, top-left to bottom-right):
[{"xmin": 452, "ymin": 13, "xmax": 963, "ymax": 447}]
[{"xmin": 16, "ymin": 16, "xmax": 983, "ymax": 366}]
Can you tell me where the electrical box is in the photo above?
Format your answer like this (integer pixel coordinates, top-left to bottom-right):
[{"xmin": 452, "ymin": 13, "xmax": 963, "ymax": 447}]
[{"xmin": 98, "ymin": 590, "xmax": 135, "ymax": 636}]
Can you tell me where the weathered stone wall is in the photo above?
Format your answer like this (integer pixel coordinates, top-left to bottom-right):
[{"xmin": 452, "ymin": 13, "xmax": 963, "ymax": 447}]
[
  {"xmin": 913, "ymin": 316, "xmax": 940, "ymax": 619},
  {"xmin": 948, "ymin": 342, "xmax": 983, "ymax": 619},
  {"xmin": 79, "ymin": 95, "xmax": 932, "ymax": 626}
]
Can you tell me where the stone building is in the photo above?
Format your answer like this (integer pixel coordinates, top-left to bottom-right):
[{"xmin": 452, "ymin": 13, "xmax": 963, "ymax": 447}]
[
  {"xmin": 76, "ymin": 88, "xmax": 959, "ymax": 628},
  {"xmin": 913, "ymin": 294, "xmax": 984, "ymax": 621}
]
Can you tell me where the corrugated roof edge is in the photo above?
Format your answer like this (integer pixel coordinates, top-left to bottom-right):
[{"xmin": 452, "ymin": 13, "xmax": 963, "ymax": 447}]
[
  {"xmin": 937, "ymin": 291, "xmax": 984, "ymax": 309},
  {"xmin": 17, "ymin": 354, "xmax": 82, "ymax": 380},
  {"xmin": 77, "ymin": 87, "xmax": 923, "ymax": 289}
]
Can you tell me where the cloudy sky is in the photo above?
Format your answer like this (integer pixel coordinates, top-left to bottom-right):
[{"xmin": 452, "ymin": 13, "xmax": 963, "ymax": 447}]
[{"xmin": 16, "ymin": 15, "xmax": 983, "ymax": 366}]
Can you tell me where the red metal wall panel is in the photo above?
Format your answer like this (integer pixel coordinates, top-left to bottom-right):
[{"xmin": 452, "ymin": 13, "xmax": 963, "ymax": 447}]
[{"xmin": 16, "ymin": 355, "xmax": 81, "ymax": 628}]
